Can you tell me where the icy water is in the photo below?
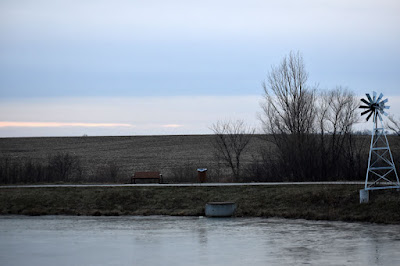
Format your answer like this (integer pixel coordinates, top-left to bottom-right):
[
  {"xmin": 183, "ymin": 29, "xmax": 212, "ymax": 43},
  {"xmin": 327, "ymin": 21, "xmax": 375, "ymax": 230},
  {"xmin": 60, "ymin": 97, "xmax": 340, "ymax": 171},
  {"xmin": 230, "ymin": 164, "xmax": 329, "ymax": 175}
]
[{"xmin": 1, "ymin": 216, "xmax": 400, "ymax": 266}]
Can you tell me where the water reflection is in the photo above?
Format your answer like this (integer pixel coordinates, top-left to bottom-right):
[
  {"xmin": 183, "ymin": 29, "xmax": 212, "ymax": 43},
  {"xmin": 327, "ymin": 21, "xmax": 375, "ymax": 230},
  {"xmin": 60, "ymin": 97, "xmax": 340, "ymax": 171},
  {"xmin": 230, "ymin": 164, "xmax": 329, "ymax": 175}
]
[{"xmin": 1, "ymin": 216, "xmax": 400, "ymax": 266}]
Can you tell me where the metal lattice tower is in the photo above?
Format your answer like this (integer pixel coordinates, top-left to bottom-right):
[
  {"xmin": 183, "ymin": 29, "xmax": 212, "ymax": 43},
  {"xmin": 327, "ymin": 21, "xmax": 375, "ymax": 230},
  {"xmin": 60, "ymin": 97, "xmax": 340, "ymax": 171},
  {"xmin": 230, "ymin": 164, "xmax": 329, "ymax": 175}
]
[{"xmin": 360, "ymin": 92, "xmax": 400, "ymax": 190}]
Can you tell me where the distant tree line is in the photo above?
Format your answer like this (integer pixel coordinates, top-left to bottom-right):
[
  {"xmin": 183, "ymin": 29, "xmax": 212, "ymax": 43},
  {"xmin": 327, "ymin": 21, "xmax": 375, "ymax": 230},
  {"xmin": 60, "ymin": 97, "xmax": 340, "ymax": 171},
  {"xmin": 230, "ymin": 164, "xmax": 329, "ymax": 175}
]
[{"xmin": 0, "ymin": 152, "xmax": 122, "ymax": 184}]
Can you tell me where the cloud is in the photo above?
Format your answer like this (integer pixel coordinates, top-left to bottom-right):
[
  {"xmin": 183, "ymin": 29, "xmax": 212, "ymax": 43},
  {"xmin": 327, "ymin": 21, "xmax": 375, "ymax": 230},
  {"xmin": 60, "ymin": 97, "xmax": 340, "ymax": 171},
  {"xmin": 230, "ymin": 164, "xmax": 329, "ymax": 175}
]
[
  {"xmin": 0, "ymin": 122, "xmax": 133, "ymax": 128},
  {"xmin": 0, "ymin": 95, "xmax": 261, "ymax": 137},
  {"xmin": 1, "ymin": 0, "xmax": 399, "ymax": 100},
  {"xmin": 2, "ymin": 0, "xmax": 399, "ymax": 43},
  {"xmin": 162, "ymin": 124, "xmax": 184, "ymax": 128}
]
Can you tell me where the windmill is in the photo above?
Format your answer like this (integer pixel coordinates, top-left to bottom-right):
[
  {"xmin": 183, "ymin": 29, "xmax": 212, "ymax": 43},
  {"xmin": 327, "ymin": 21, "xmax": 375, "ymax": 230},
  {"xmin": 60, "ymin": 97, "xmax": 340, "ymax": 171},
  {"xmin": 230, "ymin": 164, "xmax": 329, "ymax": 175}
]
[{"xmin": 360, "ymin": 91, "xmax": 400, "ymax": 191}]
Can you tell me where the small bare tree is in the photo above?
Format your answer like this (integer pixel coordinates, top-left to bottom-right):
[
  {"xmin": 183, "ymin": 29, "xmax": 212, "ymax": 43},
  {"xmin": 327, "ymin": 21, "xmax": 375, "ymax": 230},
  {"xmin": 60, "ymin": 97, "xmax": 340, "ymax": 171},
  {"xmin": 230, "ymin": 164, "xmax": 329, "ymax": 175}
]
[
  {"xmin": 211, "ymin": 119, "xmax": 255, "ymax": 180},
  {"xmin": 386, "ymin": 115, "xmax": 400, "ymax": 136},
  {"xmin": 386, "ymin": 115, "xmax": 400, "ymax": 170},
  {"xmin": 318, "ymin": 87, "xmax": 359, "ymax": 136}
]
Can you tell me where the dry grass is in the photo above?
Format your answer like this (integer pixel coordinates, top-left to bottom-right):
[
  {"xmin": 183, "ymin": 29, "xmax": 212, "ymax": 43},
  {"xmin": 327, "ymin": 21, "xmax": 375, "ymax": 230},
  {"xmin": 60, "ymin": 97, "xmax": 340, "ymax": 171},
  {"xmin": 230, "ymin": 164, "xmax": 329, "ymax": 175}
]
[{"xmin": 1, "ymin": 185, "xmax": 400, "ymax": 223}]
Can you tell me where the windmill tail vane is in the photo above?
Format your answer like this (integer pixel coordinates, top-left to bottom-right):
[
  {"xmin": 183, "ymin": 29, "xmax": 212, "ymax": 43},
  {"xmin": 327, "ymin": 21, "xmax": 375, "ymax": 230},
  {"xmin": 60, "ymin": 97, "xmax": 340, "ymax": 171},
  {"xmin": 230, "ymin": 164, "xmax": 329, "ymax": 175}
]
[{"xmin": 359, "ymin": 91, "xmax": 399, "ymax": 191}]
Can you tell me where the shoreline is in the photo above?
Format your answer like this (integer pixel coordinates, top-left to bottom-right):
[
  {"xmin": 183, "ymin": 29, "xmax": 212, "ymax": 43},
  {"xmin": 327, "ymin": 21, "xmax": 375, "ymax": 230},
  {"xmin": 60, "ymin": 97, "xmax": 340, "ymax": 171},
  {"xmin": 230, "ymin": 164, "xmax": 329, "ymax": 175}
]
[{"xmin": 1, "ymin": 184, "xmax": 399, "ymax": 224}]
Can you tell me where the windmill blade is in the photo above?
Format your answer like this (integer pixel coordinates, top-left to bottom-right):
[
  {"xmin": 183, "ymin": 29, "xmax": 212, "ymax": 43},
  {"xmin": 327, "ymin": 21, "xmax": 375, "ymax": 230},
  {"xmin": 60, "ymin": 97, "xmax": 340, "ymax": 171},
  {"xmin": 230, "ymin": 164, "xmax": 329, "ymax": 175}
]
[
  {"xmin": 360, "ymin": 92, "xmax": 390, "ymax": 122},
  {"xmin": 361, "ymin": 98, "xmax": 371, "ymax": 106},
  {"xmin": 366, "ymin": 93, "xmax": 373, "ymax": 103},
  {"xmin": 366, "ymin": 111, "xmax": 374, "ymax": 121},
  {"xmin": 361, "ymin": 109, "xmax": 372, "ymax": 116},
  {"xmin": 376, "ymin": 93, "xmax": 383, "ymax": 103}
]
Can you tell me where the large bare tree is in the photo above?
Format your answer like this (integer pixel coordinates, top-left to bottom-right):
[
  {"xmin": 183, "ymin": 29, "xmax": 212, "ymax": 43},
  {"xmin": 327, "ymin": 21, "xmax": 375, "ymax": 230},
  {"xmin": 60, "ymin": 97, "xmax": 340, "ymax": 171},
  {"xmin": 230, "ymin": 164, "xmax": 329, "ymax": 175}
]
[
  {"xmin": 211, "ymin": 119, "xmax": 254, "ymax": 180},
  {"xmin": 258, "ymin": 52, "xmax": 365, "ymax": 181},
  {"xmin": 260, "ymin": 51, "xmax": 317, "ymax": 136},
  {"xmin": 260, "ymin": 51, "xmax": 318, "ymax": 181}
]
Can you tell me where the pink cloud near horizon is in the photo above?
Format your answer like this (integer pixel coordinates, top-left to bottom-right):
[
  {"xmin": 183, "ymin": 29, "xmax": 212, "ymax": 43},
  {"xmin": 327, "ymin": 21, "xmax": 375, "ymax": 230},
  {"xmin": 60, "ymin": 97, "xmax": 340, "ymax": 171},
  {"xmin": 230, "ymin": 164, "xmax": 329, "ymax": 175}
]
[{"xmin": 0, "ymin": 121, "xmax": 133, "ymax": 128}]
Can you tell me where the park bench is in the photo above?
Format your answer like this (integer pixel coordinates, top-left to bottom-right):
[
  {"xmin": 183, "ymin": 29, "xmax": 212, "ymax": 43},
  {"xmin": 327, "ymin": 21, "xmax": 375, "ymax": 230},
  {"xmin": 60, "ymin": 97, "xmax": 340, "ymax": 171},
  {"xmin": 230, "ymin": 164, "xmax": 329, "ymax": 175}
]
[{"xmin": 131, "ymin": 171, "xmax": 163, "ymax": 184}]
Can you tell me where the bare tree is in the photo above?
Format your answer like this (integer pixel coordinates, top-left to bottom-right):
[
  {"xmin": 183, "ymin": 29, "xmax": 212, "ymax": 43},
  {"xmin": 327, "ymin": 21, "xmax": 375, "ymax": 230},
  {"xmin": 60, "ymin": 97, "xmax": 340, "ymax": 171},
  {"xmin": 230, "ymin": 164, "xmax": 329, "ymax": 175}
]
[
  {"xmin": 319, "ymin": 87, "xmax": 359, "ymax": 135},
  {"xmin": 317, "ymin": 87, "xmax": 359, "ymax": 179},
  {"xmin": 260, "ymin": 51, "xmax": 317, "ymax": 136},
  {"xmin": 318, "ymin": 87, "xmax": 359, "ymax": 153},
  {"xmin": 386, "ymin": 115, "xmax": 400, "ymax": 135},
  {"xmin": 211, "ymin": 119, "xmax": 255, "ymax": 180},
  {"xmin": 257, "ymin": 51, "xmax": 366, "ymax": 181},
  {"xmin": 260, "ymin": 51, "xmax": 318, "ymax": 181}
]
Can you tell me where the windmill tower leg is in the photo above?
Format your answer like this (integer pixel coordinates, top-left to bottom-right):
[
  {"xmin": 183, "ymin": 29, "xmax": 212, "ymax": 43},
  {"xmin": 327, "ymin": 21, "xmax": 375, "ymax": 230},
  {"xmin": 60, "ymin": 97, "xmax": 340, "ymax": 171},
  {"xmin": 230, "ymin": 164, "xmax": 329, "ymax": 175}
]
[
  {"xmin": 364, "ymin": 112, "xmax": 376, "ymax": 190},
  {"xmin": 383, "ymin": 133, "xmax": 400, "ymax": 184}
]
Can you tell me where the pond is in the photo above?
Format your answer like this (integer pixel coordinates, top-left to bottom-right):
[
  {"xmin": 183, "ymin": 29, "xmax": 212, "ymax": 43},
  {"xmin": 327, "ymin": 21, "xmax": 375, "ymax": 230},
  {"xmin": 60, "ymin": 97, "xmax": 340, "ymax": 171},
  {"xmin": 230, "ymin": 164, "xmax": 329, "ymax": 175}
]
[{"xmin": 1, "ymin": 215, "xmax": 400, "ymax": 265}]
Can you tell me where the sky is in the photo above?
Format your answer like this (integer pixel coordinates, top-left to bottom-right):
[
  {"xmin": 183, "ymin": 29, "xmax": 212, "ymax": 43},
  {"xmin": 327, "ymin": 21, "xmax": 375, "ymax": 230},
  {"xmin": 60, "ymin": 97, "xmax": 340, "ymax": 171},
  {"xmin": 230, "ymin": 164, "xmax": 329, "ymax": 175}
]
[{"xmin": 0, "ymin": 0, "xmax": 399, "ymax": 137}]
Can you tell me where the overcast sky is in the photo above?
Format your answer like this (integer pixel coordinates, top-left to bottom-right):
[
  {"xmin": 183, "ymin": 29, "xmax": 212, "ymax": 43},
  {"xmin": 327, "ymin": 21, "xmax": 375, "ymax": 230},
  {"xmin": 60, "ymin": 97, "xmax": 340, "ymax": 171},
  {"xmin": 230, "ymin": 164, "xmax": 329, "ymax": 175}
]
[{"xmin": 0, "ymin": 0, "xmax": 399, "ymax": 137}]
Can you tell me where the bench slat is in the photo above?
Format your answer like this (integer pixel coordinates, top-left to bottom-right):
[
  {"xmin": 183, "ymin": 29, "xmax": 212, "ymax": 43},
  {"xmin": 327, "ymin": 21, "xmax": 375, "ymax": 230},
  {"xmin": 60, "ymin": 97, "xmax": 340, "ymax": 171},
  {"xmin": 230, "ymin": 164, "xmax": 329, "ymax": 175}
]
[{"xmin": 134, "ymin": 172, "xmax": 161, "ymax": 178}]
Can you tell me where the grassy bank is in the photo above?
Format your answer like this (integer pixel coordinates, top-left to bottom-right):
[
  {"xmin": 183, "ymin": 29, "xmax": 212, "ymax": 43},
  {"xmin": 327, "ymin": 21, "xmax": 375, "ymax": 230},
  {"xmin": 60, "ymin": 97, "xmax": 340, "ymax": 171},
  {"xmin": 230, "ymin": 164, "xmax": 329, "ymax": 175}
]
[{"xmin": 1, "ymin": 185, "xmax": 400, "ymax": 224}]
